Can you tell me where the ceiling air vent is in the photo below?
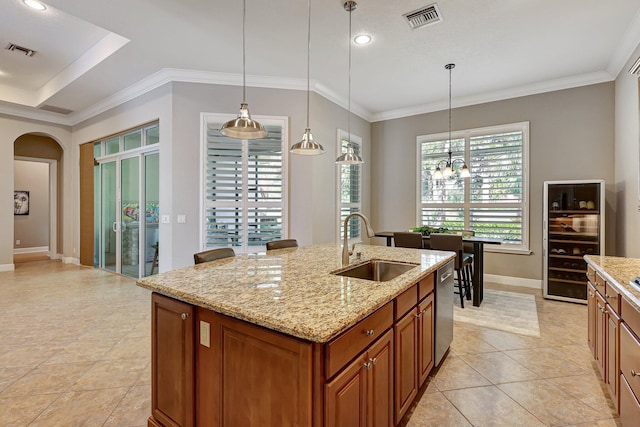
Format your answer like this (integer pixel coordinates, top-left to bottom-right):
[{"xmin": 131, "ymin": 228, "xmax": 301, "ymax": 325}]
[
  {"xmin": 39, "ymin": 105, "xmax": 74, "ymax": 115},
  {"xmin": 403, "ymin": 3, "xmax": 442, "ymax": 29},
  {"xmin": 5, "ymin": 43, "xmax": 36, "ymax": 57}
]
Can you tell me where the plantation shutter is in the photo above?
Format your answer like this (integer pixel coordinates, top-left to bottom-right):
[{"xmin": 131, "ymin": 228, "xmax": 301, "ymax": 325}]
[
  {"xmin": 339, "ymin": 138, "xmax": 362, "ymax": 240},
  {"xmin": 469, "ymin": 131, "xmax": 523, "ymax": 244},
  {"xmin": 204, "ymin": 121, "xmax": 285, "ymax": 253}
]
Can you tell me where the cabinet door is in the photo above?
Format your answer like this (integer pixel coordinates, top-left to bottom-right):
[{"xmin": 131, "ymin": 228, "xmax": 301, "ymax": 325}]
[
  {"xmin": 394, "ymin": 309, "xmax": 417, "ymax": 424},
  {"xmin": 417, "ymin": 293, "xmax": 435, "ymax": 386},
  {"xmin": 367, "ymin": 330, "xmax": 393, "ymax": 427},
  {"xmin": 151, "ymin": 293, "xmax": 194, "ymax": 427},
  {"xmin": 587, "ymin": 283, "xmax": 597, "ymax": 357},
  {"xmin": 605, "ymin": 307, "xmax": 620, "ymax": 412},
  {"xmin": 326, "ymin": 353, "xmax": 368, "ymax": 427},
  {"xmin": 620, "ymin": 375, "xmax": 640, "ymax": 427},
  {"xmin": 596, "ymin": 293, "xmax": 606, "ymax": 378}
]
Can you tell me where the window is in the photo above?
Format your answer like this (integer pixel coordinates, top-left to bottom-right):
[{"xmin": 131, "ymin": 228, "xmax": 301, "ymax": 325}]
[
  {"xmin": 337, "ymin": 129, "xmax": 362, "ymax": 242},
  {"xmin": 94, "ymin": 123, "xmax": 159, "ymax": 157},
  {"xmin": 418, "ymin": 122, "xmax": 529, "ymax": 253},
  {"xmin": 201, "ymin": 114, "xmax": 288, "ymax": 254}
]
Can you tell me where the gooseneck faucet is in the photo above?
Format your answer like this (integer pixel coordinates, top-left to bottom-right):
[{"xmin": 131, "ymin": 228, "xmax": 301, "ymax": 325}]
[{"xmin": 342, "ymin": 212, "xmax": 376, "ymax": 266}]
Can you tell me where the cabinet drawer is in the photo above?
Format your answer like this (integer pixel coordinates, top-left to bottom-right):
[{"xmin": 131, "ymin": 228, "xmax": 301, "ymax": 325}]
[
  {"xmin": 622, "ymin": 298, "xmax": 640, "ymax": 338},
  {"xmin": 326, "ymin": 302, "xmax": 393, "ymax": 379},
  {"xmin": 620, "ymin": 323, "xmax": 640, "ymax": 401},
  {"xmin": 395, "ymin": 285, "xmax": 417, "ymax": 321},
  {"xmin": 586, "ymin": 264, "xmax": 596, "ymax": 284},
  {"xmin": 620, "ymin": 374, "xmax": 640, "ymax": 427},
  {"xmin": 418, "ymin": 274, "xmax": 435, "ymax": 302},
  {"xmin": 604, "ymin": 282, "xmax": 621, "ymax": 317}
]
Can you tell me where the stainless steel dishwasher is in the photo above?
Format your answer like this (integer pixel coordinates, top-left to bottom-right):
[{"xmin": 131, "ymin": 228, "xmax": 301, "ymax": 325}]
[{"xmin": 435, "ymin": 259, "xmax": 454, "ymax": 366}]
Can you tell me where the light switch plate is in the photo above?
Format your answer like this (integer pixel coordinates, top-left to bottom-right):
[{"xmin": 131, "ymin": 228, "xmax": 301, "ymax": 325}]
[
  {"xmin": 161, "ymin": 215, "xmax": 170, "ymax": 224},
  {"xmin": 200, "ymin": 321, "xmax": 210, "ymax": 348},
  {"xmin": 177, "ymin": 214, "xmax": 186, "ymax": 224}
]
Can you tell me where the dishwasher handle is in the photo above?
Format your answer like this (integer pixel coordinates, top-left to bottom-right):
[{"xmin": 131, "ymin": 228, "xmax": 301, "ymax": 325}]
[{"xmin": 440, "ymin": 268, "xmax": 453, "ymax": 283}]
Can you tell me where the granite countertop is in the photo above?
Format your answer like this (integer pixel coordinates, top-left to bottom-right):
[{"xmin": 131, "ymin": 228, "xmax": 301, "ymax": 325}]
[
  {"xmin": 137, "ymin": 244, "xmax": 455, "ymax": 343},
  {"xmin": 584, "ymin": 255, "xmax": 640, "ymax": 311}
]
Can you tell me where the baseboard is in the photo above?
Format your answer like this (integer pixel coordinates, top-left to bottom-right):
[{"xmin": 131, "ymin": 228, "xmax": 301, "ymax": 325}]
[
  {"xmin": 484, "ymin": 274, "xmax": 542, "ymax": 290},
  {"xmin": 13, "ymin": 246, "xmax": 49, "ymax": 254},
  {"xmin": 62, "ymin": 257, "xmax": 80, "ymax": 265},
  {"xmin": 50, "ymin": 253, "xmax": 62, "ymax": 260},
  {"xmin": 0, "ymin": 263, "xmax": 15, "ymax": 272}
]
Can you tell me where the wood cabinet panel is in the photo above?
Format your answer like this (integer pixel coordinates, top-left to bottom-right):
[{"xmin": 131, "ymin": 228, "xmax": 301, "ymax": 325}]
[
  {"xmin": 594, "ymin": 271, "xmax": 606, "ymax": 298},
  {"xmin": 151, "ymin": 293, "xmax": 194, "ymax": 427},
  {"xmin": 605, "ymin": 307, "xmax": 620, "ymax": 411},
  {"xmin": 394, "ymin": 309, "xmax": 417, "ymax": 424},
  {"xmin": 196, "ymin": 308, "xmax": 219, "ymax": 426},
  {"xmin": 417, "ymin": 293, "xmax": 435, "ymax": 386},
  {"xmin": 596, "ymin": 292, "xmax": 606, "ymax": 377},
  {"xmin": 217, "ymin": 315, "xmax": 313, "ymax": 427},
  {"xmin": 367, "ymin": 330, "xmax": 393, "ymax": 427},
  {"xmin": 325, "ymin": 352, "xmax": 367, "ymax": 427},
  {"xmin": 605, "ymin": 282, "xmax": 621, "ymax": 317},
  {"xmin": 326, "ymin": 302, "xmax": 393, "ymax": 379},
  {"xmin": 621, "ymin": 298, "xmax": 640, "ymax": 337},
  {"xmin": 418, "ymin": 275, "xmax": 435, "ymax": 302},
  {"xmin": 587, "ymin": 282, "xmax": 597, "ymax": 357}
]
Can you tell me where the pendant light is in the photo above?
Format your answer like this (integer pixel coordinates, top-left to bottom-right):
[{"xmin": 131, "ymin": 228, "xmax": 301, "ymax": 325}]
[
  {"xmin": 220, "ymin": 0, "xmax": 267, "ymax": 140},
  {"xmin": 433, "ymin": 63, "xmax": 470, "ymax": 179},
  {"xmin": 290, "ymin": 0, "xmax": 325, "ymax": 155},
  {"xmin": 335, "ymin": 1, "xmax": 363, "ymax": 165}
]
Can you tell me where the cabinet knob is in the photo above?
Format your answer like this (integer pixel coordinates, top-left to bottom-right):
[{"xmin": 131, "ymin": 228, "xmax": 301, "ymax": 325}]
[
  {"xmin": 605, "ymin": 294, "xmax": 611, "ymax": 299},
  {"xmin": 181, "ymin": 313, "xmax": 189, "ymax": 320},
  {"xmin": 370, "ymin": 357, "xmax": 377, "ymax": 366},
  {"xmin": 632, "ymin": 370, "xmax": 639, "ymax": 377},
  {"xmin": 588, "ymin": 291, "xmax": 594, "ymax": 298},
  {"xmin": 363, "ymin": 361, "xmax": 372, "ymax": 370},
  {"xmin": 365, "ymin": 329, "xmax": 375, "ymax": 337},
  {"xmin": 415, "ymin": 313, "xmax": 422, "ymax": 319}
]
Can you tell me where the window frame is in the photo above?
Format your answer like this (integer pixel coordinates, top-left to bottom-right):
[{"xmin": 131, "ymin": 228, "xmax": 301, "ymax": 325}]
[
  {"xmin": 200, "ymin": 113, "xmax": 289, "ymax": 254},
  {"xmin": 416, "ymin": 121, "xmax": 530, "ymax": 254},
  {"xmin": 336, "ymin": 129, "xmax": 363, "ymax": 243}
]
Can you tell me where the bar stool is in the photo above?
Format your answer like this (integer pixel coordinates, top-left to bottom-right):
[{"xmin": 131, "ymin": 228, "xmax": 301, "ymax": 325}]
[
  {"xmin": 194, "ymin": 248, "xmax": 236, "ymax": 264},
  {"xmin": 266, "ymin": 239, "xmax": 298, "ymax": 250},
  {"xmin": 393, "ymin": 232, "xmax": 424, "ymax": 249},
  {"xmin": 429, "ymin": 233, "xmax": 473, "ymax": 308}
]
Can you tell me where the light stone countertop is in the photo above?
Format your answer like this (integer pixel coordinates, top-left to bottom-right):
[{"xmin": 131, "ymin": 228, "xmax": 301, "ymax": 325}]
[
  {"xmin": 584, "ymin": 255, "xmax": 640, "ymax": 312},
  {"xmin": 136, "ymin": 244, "xmax": 455, "ymax": 343}
]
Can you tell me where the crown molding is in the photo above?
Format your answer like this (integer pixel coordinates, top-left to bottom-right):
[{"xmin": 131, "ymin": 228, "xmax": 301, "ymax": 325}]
[{"xmin": 370, "ymin": 70, "xmax": 615, "ymax": 122}]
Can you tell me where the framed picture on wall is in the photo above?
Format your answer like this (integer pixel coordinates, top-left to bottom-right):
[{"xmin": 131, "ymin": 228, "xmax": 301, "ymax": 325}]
[{"xmin": 14, "ymin": 190, "xmax": 29, "ymax": 215}]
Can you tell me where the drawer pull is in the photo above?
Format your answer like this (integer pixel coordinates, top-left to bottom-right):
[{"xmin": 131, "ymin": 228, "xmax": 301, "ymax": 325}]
[
  {"xmin": 632, "ymin": 370, "xmax": 639, "ymax": 377},
  {"xmin": 588, "ymin": 291, "xmax": 594, "ymax": 298},
  {"xmin": 181, "ymin": 313, "xmax": 189, "ymax": 320},
  {"xmin": 365, "ymin": 329, "xmax": 375, "ymax": 337}
]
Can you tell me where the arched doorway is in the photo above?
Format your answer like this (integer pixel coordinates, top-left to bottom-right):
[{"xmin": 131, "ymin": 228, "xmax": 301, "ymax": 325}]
[{"xmin": 13, "ymin": 134, "xmax": 63, "ymax": 262}]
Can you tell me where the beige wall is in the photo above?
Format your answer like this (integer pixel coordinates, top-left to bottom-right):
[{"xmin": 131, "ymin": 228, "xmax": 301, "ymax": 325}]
[
  {"xmin": 371, "ymin": 83, "xmax": 616, "ymax": 282},
  {"xmin": 615, "ymin": 46, "xmax": 640, "ymax": 258},
  {"xmin": 14, "ymin": 160, "xmax": 49, "ymax": 249}
]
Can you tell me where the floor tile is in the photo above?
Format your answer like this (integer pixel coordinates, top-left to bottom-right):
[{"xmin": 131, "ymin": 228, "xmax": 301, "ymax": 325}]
[
  {"xmin": 72, "ymin": 358, "xmax": 149, "ymax": 391},
  {"xmin": 460, "ymin": 351, "xmax": 538, "ymax": 384},
  {"xmin": 431, "ymin": 356, "xmax": 492, "ymax": 391},
  {"xmin": 103, "ymin": 384, "xmax": 151, "ymax": 427},
  {"xmin": 1, "ymin": 362, "xmax": 95, "ymax": 396},
  {"xmin": 443, "ymin": 385, "xmax": 546, "ymax": 427},
  {"xmin": 406, "ymin": 391, "xmax": 472, "ymax": 427},
  {"xmin": 0, "ymin": 393, "xmax": 60, "ymax": 426}
]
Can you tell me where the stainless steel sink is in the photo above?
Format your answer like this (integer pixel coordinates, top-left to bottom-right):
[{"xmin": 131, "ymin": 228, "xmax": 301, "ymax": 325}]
[{"xmin": 333, "ymin": 260, "xmax": 418, "ymax": 282}]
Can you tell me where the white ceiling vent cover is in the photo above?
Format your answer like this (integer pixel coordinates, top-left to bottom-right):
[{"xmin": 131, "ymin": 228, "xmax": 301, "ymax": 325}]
[
  {"xmin": 5, "ymin": 43, "xmax": 36, "ymax": 57},
  {"xmin": 403, "ymin": 3, "xmax": 442, "ymax": 29}
]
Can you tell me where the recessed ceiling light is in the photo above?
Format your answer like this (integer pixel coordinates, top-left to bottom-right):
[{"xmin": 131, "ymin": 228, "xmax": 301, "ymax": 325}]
[
  {"xmin": 23, "ymin": 0, "xmax": 46, "ymax": 11},
  {"xmin": 354, "ymin": 34, "xmax": 371, "ymax": 45}
]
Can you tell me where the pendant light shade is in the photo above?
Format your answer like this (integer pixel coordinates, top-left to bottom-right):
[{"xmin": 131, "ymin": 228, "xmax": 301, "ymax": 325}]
[
  {"xmin": 335, "ymin": 1, "xmax": 363, "ymax": 165},
  {"xmin": 291, "ymin": 0, "xmax": 324, "ymax": 155},
  {"xmin": 220, "ymin": 0, "xmax": 267, "ymax": 140}
]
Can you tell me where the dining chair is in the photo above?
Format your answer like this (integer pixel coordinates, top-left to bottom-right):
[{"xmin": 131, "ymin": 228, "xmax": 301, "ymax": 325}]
[
  {"xmin": 458, "ymin": 230, "xmax": 475, "ymax": 286},
  {"xmin": 266, "ymin": 239, "xmax": 298, "ymax": 250},
  {"xmin": 429, "ymin": 233, "xmax": 473, "ymax": 308},
  {"xmin": 194, "ymin": 247, "xmax": 236, "ymax": 264},
  {"xmin": 393, "ymin": 232, "xmax": 423, "ymax": 249}
]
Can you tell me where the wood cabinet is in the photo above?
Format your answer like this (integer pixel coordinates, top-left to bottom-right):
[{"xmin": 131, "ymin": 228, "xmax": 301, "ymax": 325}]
[
  {"xmin": 587, "ymin": 282, "xmax": 597, "ymax": 356},
  {"xmin": 149, "ymin": 271, "xmax": 440, "ymax": 427},
  {"xmin": 595, "ymin": 291, "xmax": 606, "ymax": 378},
  {"xmin": 620, "ymin": 298, "xmax": 640, "ymax": 426},
  {"xmin": 150, "ymin": 293, "xmax": 194, "ymax": 427},
  {"xmin": 605, "ymin": 306, "xmax": 620, "ymax": 410},
  {"xmin": 325, "ymin": 329, "xmax": 393, "ymax": 427}
]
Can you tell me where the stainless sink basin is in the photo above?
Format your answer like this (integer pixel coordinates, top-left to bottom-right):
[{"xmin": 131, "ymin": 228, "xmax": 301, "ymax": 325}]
[{"xmin": 333, "ymin": 260, "xmax": 418, "ymax": 282}]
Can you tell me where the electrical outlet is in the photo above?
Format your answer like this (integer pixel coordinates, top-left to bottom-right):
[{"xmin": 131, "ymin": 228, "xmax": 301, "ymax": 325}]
[
  {"xmin": 200, "ymin": 321, "xmax": 211, "ymax": 348},
  {"xmin": 15, "ymin": 240, "xmax": 20, "ymax": 245}
]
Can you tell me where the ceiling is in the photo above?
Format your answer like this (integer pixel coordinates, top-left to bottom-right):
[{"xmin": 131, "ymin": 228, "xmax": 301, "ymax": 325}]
[{"xmin": 1, "ymin": 0, "xmax": 640, "ymax": 125}]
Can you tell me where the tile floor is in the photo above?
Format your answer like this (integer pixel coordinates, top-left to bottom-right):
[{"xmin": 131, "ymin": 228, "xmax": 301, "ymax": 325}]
[{"xmin": 0, "ymin": 260, "xmax": 621, "ymax": 426}]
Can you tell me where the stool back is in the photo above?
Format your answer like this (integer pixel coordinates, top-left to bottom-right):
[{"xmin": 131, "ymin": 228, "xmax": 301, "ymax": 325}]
[
  {"xmin": 394, "ymin": 232, "xmax": 423, "ymax": 249},
  {"xmin": 429, "ymin": 233, "xmax": 464, "ymax": 269},
  {"xmin": 194, "ymin": 248, "xmax": 235, "ymax": 264}
]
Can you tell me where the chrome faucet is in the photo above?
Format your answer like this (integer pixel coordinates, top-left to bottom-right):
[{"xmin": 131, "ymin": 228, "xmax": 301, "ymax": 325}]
[{"xmin": 342, "ymin": 212, "xmax": 376, "ymax": 266}]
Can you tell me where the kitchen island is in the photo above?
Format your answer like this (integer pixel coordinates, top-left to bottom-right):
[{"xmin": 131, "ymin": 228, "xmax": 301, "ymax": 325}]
[{"xmin": 137, "ymin": 244, "xmax": 455, "ymax": 427}]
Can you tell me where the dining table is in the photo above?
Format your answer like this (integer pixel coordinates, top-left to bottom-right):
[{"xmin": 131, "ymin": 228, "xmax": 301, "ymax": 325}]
[{"xmin": 374, "ymin": 231, "xmax": 502, "ymax": 307}]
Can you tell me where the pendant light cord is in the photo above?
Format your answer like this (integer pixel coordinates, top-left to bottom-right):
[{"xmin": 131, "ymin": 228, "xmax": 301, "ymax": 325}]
[
  {"xmin": 306, "ymin": 0, "xmax": 311, "ymax": 128},
  {"xmin": 242, "ymin": 0, "xmax": 247, "ymax": 103},
  {"xmin": 347, "ymin": 4, "xmax": 352, "ymax": 145}
]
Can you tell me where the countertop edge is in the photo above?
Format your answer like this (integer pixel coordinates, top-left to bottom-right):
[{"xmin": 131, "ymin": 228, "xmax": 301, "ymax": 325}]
[{"xmin": 137, "ymin": 252, "xmax": 455, "ymax": 343}]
